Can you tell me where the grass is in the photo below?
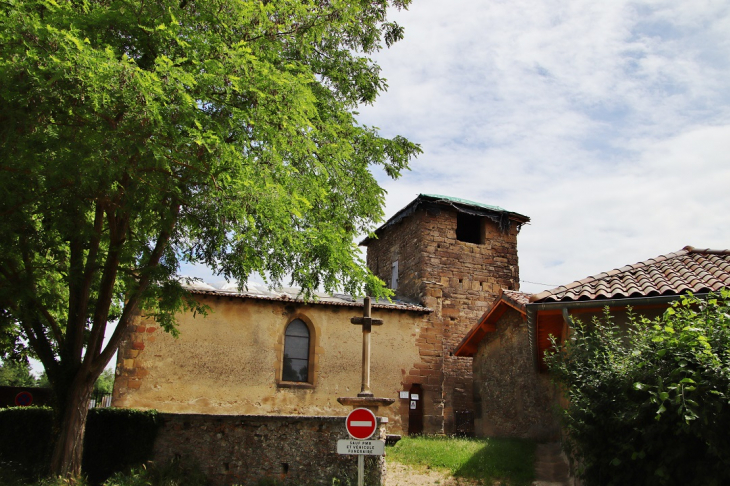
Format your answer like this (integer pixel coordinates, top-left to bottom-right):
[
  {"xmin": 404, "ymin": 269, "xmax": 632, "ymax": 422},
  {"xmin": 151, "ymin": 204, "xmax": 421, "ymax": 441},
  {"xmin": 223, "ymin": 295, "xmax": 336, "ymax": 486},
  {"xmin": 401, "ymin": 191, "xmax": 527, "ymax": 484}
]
[
  {"xmin": 387, "ymin": 435, "xmax": 536, "ymax": 486},
  {"xmin": 0, "ymin": 457, "xmax": 208, "ymax": 486}
]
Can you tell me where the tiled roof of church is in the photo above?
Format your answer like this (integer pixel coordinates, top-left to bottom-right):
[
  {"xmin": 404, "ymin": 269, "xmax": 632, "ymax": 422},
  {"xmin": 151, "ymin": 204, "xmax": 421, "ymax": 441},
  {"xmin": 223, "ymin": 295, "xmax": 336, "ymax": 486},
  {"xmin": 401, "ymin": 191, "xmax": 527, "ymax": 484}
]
[
  {"xmin": 530, "ymin": 246, "xmax": 730, "ymax": 303},
  {"xmin": 360, "ymin": 194, "xmax": 530, "ymax": 245},
  {"xmin": 183, "ymin": 282, "xmax": 432, "ymax": 313}
]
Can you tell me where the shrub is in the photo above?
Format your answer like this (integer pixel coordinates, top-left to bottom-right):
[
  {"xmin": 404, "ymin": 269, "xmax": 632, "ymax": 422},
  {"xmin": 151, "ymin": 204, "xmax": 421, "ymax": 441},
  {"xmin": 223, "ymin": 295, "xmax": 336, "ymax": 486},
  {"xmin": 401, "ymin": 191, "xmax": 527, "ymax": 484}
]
[
  {"xmin": 83, "ymin": 408, "xmax": 161, "ymax": 485},
  {"xmin": 103, "ymin": 457, "xmax": 207, "ymax": 486},
  {"xmin": 0, "ymin": 407, "xmax": 160, "ymax": 485},
  {"xmin": 546, "ymin": 290, "xmax": 730, "ymax": 486},
  {"xmin": 0, "ymin": 407, "xmax": 54, "ymax": 478}
]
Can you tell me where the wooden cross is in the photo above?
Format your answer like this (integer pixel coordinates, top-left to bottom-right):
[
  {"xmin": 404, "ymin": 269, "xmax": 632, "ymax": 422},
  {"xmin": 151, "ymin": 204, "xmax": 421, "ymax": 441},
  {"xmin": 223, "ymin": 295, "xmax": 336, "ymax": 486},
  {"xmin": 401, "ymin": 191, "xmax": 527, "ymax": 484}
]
[{"xmin": 351, "ymin": 296, "xmax": 383, "ymax": 397}]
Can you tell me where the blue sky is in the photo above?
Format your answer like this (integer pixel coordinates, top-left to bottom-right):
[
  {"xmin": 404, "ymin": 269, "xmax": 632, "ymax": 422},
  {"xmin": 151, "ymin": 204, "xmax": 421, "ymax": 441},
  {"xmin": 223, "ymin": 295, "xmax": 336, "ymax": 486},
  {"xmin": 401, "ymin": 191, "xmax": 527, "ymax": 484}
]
[
  {"xmin": 183, "ymin": 0, "xmax": 730, "ymax": 295},
  {"xmin": 354, "ymin": 0, "xmax": 730, "ymax": 293}
]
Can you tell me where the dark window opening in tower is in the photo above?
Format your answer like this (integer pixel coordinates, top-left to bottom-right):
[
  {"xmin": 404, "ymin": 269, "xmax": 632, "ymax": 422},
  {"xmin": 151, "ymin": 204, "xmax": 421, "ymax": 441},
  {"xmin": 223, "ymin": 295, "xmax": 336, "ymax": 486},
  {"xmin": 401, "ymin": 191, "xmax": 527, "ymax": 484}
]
[{"xmin": 456, "ymin": 213, "xmax": 483, "ymax": 244}]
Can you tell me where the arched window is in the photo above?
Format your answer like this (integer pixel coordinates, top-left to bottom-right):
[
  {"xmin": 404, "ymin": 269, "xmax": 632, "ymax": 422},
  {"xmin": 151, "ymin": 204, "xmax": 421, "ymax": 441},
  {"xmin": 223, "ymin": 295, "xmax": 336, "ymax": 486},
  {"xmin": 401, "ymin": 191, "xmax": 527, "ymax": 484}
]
[{"xmin": 282, "ymin": 319, "xmax": 310, "ymax": 382}]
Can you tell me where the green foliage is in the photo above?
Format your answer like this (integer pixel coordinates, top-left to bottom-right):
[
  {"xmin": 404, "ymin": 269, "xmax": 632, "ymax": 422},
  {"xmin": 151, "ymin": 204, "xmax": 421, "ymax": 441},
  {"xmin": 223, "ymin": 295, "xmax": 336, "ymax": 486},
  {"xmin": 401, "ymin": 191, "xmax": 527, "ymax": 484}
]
[
  {"xmin": 0, "ymin": 407, "xmax": 161, "ymax": 485},
  {"xmin": 0, "ymin": 468, "xmax": 90, "ymax": 486},
  {"xmin": 36, "ymin": 372, "xmax": 50, "ymax": 388},
  {"xmin": 92, "ymin": 369, "xmax": 114, "ymax": 396},
  {"xmin": 103, "ymin": 457, "xmax": 206, "ymax": 486},
  {"xmin": 546, "ymin": 290, "xmax": 730, "ymax": 486},
  {"xmin": 0, "ymin": 360, "xmax": 39, "ymax": 387},
  {"xmin": 0, "ymin": 407, "xmax": 54, "ymax": 479},
  {"xmin": 83, "ymin": 408, "xmax": 161, "ymax": 485},
  {"xmin": 0, "ymin": 0, "xmax": 419, "ymax": 474},
  {"xmin": 1, "ymin": 458, "xmax": 205, "ymax": 486},
  {"xmin": 387, "ymin": 435, "xmax": 536, "ymax": 485}
]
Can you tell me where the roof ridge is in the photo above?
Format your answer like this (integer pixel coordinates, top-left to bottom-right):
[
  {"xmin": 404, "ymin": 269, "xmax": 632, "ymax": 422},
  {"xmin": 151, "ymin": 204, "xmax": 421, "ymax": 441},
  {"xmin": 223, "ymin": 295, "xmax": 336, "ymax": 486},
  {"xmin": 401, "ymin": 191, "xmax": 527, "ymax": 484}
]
[
  {"xmin": 531, "ymin": 246, "xmax": 730, "ymax": 303},
  {"xmin": 684, "ymin": 245, "xmax": 730, "ymax": 255},
  {"xmin": 530, "ymin": 247, "xmax": 697, "ymax": 303},
  {"xmin": 420, "ymin": 193, "xmax": 507, "ymax": 213}
]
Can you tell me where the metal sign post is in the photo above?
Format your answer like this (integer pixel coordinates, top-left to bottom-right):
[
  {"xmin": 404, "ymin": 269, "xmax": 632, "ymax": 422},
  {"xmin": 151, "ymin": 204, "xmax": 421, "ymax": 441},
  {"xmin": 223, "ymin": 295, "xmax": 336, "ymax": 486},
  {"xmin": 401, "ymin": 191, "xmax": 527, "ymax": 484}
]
[
  {"xmin": 339, "ymin": 408, "xmax": 384, "ymax": 486},
  {"xmin": 358, "ymin": 455, "xmax": 364, "ymax": 486}
]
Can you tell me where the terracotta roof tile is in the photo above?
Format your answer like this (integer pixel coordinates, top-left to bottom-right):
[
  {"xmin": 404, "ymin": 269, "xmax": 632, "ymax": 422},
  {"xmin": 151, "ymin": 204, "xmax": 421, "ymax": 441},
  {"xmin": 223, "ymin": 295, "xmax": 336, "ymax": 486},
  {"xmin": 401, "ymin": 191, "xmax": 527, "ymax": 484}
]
[
  {"xmin": 530, "ymin": 246, "xmax": 730, "ymax": 303},
  {"xmin": 501, "ymin": 289, "xmax": 531, "ymax": 309}
]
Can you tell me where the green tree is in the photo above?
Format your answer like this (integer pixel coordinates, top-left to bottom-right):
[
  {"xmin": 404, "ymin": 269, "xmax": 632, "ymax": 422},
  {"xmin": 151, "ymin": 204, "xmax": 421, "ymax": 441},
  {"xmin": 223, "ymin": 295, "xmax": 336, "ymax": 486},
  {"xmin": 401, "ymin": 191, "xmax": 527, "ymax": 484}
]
[
  {"xmin": 0, "ymin": 0, "xmax": 419, "ymax": 478},
  {"xmin": 0, "ymin": 359, "xmax": 38, "ymax": 387},
  {"xmin": 93, "ymin": 368, "xmax": 114, "ymax": 396},
  {"xmin": 546, "ymin": 291, "xmax": 730, "ymax": 486}
]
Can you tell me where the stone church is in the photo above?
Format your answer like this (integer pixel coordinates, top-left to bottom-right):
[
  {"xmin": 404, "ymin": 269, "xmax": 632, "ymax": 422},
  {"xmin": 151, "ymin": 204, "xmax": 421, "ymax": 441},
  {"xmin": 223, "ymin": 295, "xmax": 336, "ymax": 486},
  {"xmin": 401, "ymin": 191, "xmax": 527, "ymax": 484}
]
[{"xmin": 113, "ymin": 194, "xmax": 530, "ymax": 436}]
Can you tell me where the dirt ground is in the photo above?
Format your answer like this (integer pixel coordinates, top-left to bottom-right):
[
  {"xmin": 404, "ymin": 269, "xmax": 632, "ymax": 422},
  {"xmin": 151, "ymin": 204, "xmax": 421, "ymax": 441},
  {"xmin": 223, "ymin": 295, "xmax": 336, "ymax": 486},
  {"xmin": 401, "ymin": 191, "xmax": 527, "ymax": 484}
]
[{"xmin": 385, "ymin": 461, "xmax": 482, "ymax": 486}]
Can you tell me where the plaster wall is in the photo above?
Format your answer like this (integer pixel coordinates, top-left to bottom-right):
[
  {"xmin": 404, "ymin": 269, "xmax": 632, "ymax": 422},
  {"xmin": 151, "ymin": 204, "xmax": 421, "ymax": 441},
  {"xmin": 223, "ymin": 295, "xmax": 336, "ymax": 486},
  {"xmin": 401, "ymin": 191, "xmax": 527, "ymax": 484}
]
[
  {"xmin": 473, "ymin": 307, "xmax": 559, "ymax": 440},
  {"xmin": 113, "ymin": 296, "xmax": 426, "ymax": 435}
]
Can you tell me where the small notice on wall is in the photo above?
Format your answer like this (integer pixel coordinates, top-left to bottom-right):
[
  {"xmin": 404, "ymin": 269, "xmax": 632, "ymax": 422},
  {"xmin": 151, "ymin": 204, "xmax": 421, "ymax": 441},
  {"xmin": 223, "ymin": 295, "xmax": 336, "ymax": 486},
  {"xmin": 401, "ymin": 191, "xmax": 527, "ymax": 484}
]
[
  {"xmin": 399, "ymin": 391, "xmax": 409, "ymax": 399},
  {"xmin": 410, "ymin": 400, "xmax": 417, "ymax": 410},
  {"xmin": 411, "ymin": 394, "xmax": 419, "ymax": 400}
]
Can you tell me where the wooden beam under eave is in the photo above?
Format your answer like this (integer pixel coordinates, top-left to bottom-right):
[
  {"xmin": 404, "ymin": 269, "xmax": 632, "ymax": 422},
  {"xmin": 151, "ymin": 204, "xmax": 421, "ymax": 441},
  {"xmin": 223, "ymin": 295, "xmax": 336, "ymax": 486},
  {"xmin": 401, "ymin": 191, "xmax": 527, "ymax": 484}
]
[{"xmin": 536, "ymin": 313, "xmax": 564, "ymax": 371}]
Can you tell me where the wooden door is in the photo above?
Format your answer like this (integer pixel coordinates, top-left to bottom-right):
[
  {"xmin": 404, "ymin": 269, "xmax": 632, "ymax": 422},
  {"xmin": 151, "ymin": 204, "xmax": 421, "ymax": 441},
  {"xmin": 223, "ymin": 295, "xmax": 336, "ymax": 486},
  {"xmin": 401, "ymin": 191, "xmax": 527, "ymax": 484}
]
[{"xmin": 408, "ymin": 383, "xmax": 424, "ymax": 435}]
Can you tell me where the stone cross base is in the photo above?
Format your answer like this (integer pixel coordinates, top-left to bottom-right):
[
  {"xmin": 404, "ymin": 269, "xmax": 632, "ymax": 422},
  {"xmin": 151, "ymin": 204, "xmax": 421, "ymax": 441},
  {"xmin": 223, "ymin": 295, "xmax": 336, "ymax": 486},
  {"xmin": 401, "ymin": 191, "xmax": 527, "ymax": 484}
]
[{"xmin": 338, "ymin": 396, "xmax": 395, "ymax": 414}]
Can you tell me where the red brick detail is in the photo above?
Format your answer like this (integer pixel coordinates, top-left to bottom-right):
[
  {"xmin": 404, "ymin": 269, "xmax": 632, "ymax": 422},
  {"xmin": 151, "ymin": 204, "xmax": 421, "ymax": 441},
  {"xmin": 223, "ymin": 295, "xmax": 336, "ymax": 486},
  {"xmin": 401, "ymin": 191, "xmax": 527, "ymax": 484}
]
[
  {"xmin": 132, "ymin": 341, "xmax": 145, "ymax": 350},
  {"xmin": 135, "ymin": 368, "xmax": 150, "ymax": 378}
]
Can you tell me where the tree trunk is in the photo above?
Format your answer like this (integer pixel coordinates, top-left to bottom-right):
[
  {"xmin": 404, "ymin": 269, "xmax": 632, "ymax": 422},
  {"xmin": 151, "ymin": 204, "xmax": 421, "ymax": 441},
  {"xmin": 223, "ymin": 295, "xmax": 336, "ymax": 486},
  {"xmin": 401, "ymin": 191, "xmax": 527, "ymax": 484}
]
[{"xmin": 49, "ymin": 378, "xmax": 95, "ymax": 478}]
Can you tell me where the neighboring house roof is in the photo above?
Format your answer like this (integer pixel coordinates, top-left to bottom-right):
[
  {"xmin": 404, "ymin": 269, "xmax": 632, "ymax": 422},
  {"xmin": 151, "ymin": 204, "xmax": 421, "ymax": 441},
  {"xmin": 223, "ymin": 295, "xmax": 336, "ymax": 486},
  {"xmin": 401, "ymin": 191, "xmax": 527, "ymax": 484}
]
[
  {"xmin": 183, "ymin": 281, "xmax": 432, "ymax": 313},
  {"xmin": 530, "ymin": 246, "xmax": 730, "ymax": 303},
  {"xmin": 360, "ymin": 194, "xmax": 530, "ymax": 245},
  {"xmin": 453, "ymin": 290, "xmax": 530, "ymax": 357},
  {"xmin": 454, "ymin": 246, "xmax": 730, "ymax": 364}
]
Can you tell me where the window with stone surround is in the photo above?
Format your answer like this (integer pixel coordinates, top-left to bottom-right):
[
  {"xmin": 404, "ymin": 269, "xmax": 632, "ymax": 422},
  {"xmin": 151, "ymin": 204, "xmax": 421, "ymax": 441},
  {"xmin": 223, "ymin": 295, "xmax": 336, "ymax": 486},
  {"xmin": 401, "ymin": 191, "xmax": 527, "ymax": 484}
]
[
  {"xmin": 456, "ymin": 212, "xmax": 484, "ymax": 244},
  {"xmin": 282, "ymin": 318, "xmax": 310, "ymax": 383}
]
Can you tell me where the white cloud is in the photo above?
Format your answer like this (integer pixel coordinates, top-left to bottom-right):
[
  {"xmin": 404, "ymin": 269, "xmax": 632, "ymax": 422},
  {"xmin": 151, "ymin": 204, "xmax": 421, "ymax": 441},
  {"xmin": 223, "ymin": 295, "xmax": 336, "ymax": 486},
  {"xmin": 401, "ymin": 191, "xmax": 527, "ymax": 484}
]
[
  {"xmin": 359, "ymin": 0, "xmax": 730, "ymax": 294},
  {"xmin": 174, "ymin": 0, "xmax": 730, "ymax": 299}
]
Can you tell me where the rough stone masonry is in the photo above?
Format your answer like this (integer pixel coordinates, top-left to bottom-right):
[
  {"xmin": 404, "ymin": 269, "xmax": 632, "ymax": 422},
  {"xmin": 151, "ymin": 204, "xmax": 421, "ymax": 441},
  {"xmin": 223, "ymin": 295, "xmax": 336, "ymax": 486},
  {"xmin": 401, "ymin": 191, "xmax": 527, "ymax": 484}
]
[{"xmin": 363, "ymin": 195, "xmax": 528, "ymax": 434}]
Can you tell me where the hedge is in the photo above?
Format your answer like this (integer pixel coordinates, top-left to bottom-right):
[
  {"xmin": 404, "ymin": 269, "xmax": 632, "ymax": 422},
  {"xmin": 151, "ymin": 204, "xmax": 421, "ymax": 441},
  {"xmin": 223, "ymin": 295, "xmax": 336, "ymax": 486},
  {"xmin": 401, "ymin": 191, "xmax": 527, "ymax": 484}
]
[{"xmin": 0, "ymin": 406, "xmax": 160, "ymax": 484}]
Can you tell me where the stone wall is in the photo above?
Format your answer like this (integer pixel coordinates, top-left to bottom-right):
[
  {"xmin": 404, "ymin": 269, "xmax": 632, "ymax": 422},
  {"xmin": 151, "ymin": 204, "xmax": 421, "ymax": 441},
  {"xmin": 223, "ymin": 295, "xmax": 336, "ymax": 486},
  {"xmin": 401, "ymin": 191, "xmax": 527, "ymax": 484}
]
[
  {"xmin": 366, "ymin": 203, "xmax": 522, "ymax": 434},
  {"xmin": 152, "ymin": 413, "xmax": 385, "ymax": 486},
  {"xmin": 472, "ymin": 307, "xmax": 559, "ymax": 440}
]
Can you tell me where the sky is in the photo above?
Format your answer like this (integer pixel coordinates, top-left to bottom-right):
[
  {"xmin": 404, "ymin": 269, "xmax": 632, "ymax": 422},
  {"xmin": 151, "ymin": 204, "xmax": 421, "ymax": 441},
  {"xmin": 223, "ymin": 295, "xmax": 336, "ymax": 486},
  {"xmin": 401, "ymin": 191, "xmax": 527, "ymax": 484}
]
[
  {"xmin": 182, "ymin": 0, "xmax": 730, "ymax": 296},
  {"xmin": 352, "ymin": 0, "xmax": 730, "ymax": 294}
]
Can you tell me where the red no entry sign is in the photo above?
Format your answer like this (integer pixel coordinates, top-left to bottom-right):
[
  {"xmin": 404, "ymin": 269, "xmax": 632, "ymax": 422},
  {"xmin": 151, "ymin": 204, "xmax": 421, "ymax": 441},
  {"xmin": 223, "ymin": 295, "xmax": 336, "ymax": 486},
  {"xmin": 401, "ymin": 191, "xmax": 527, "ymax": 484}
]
[{"xmin": 345, "ymin": 408, "xmax": 377, "ymax": 440}]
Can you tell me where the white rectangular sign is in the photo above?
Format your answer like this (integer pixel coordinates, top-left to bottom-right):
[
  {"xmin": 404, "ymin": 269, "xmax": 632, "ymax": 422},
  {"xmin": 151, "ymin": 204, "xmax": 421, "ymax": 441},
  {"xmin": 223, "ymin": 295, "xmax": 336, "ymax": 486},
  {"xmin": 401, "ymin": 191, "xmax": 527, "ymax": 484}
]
[{"xmin": 337, "ymin": 439, "xmax": 385, "ymax": 456}]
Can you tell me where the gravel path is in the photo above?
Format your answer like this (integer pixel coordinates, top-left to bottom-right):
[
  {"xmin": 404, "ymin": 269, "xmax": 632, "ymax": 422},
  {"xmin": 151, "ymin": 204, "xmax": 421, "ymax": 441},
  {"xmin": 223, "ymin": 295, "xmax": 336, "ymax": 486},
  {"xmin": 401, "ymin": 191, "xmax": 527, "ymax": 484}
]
[
  {"xmin": 386, "ymin": 442, "xmax": 571, "ymax": 486},
  {"xmin": 385, "ymin": 462, "xmax": 484, "ymax": 486}
]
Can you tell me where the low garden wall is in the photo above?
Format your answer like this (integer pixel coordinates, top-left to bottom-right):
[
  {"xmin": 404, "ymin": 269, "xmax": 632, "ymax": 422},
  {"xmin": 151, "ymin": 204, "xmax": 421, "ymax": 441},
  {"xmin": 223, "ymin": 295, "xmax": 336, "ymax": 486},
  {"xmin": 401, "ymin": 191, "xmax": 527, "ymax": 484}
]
[
  {"xmin": 153, "ymin": 413, "xmax": 386, "ymax": 486},
  {"xmin": 0, "ymin": 408, "xmax": 385, "ymax": 485}
]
